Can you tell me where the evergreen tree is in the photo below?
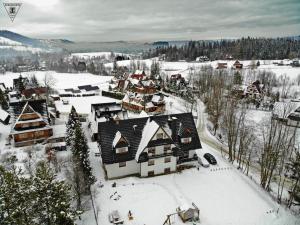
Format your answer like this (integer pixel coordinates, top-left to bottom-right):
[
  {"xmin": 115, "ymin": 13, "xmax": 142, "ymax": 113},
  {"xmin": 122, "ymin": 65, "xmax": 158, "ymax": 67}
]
[
  {"xmin": 66, "ymin": 106, "xmax": 79, "ymax": 146},
  {"xmin": 0, "ymin": 89, "xmax": 8, "ymax": 110},
  {"xmin": 33, "ymin": 162, "xmax": 81, "ymax": 225},
  {"xmin": 71, "ymin": 123, "xmax": 95, "ymax": 189},
  {"xmin": 0, "ymin": 166, "xmax": 36, "ymax": 225},
  {"xmin": 150, "ymin": 60, "xmax": 160, "ymax": 79},
  {"xmin": 233, "ymin": 71, "xmax": 242, "ymax": 85},
  {"xmin": 18, "ymin": 74, "xmax": 26, "ymax": 93},
  {"xmin": 28, "ymin": 74, "xmax": 40, "ymax": 88}
]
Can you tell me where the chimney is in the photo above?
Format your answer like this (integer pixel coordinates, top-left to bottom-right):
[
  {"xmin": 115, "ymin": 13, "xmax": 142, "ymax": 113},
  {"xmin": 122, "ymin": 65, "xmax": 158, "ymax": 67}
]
[
  {"xmin": 169, "ymin": 116, "xmax": 178, "ymax": 141},
  {"xmin": 133, "ymin": 125, "xmax": 138, "ymax": 133}
]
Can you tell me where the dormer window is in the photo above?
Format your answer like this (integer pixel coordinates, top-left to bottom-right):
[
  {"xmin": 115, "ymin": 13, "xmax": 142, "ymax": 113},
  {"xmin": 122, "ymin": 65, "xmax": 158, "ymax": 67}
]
[
  {"xmin": 156, "ymin": 133, "xmax": 164, "ymax": 139},
  {"xmin": 113, "ymin": 131, "xmax": 129, "ymax": 154},
  {"xmin": 116, "ymin": 146, "xmax": 128, "ymax": 154},
  {"xmin": 181, "ymin": 137, "xmax": 192, "ymax": 144}
]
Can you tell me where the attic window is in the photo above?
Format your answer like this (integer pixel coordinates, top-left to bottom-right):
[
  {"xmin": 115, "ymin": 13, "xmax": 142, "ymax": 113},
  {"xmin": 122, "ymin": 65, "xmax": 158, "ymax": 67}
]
[
  {"xmin": 156, "ymin": 133, "xmax": 164, "ymax": 139},
  {"xmin": 116, "ymin": 147, "xmax": 128, "ymax": 154},
  {"xmin": 181, "ymin": 137, "xmax": 192, "ymax": 144}
]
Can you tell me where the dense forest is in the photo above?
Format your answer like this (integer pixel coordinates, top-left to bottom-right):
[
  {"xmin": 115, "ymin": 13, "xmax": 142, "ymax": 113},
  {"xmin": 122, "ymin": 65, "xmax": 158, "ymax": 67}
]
[{"xmin": 144, "ymin": 37, "xmax": 300, "ymax": 61}]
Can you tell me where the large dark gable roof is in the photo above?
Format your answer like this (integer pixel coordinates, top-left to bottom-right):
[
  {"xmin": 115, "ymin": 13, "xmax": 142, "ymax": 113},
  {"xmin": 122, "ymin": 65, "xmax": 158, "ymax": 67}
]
[{"xmin": 98, "ymin": 113, "xmax": 202, "ymax": 164}]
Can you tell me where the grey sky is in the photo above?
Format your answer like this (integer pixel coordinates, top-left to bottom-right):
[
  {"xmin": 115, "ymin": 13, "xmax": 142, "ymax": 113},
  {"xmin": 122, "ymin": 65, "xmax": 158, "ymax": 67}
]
[{"xmin": 0, "ymin": 0, "xmax": 300, "ymax": 42}]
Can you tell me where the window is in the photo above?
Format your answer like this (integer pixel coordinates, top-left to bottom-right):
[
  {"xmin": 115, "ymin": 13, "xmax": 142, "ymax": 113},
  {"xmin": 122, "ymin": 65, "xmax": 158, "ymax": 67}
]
[
  {"xmin": 164, "ymin": 168, "xmax": 171, "ymax": 174},
  {"xmin": 164, "ymin": 157, "xmax": 171, "ymax": 163},
  {"xmin": 35, "ymin": 130, "xmax": 45, "ymax": 137},
  {"xmin": 164, "ymin": 145, "xmax": 171, "ymax": 152},
  {"xmin": 116, "ymin": 147, "xmax": 128, "ymax": 154},
  {"xmin": 19, "ymin": 133, "xmax": 28, "ymax": 139},
  {"xmin": 181, "ymin": 137, "xmax": 192, "ymax": 144},
  {"xmin": 156, "ymin": 133, "xmax": 164, "ymax": 139},
  {"xmin": 148, "ymin": 160, "xmax": 155, "ymax": 166},
  {"xmin": 119, "ymin": 162, "xmax": 126, "ymax": 167},
  {"xmin": 148, "ymin": 147, "xmax": 155, "ymax": 155},
  {"xmin": 148, "ymin": 171, "xmax": 154, "ymax": 176}
]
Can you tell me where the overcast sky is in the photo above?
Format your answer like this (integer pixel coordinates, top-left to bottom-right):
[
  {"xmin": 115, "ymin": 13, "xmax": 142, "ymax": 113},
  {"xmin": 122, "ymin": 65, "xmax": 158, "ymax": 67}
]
[{"xmin": 0, "ymin": 0, "xmax": 300, "ymax": 42}]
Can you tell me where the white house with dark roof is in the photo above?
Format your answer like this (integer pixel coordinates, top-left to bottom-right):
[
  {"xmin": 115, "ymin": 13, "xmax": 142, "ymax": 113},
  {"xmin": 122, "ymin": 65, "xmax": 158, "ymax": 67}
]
[{"xmin": 97, "ymin": 113, "xmax": 201, "ymax": 179}]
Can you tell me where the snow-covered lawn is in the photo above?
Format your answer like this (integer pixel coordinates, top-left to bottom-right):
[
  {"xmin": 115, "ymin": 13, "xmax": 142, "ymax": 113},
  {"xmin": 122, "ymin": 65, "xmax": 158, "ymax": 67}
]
[
  {"xmin": 89, "ymin": 142, "xmax": 299, "ymax": 225},
  {"xmin": 0, "ymin": 71, "xmax": 112, "ymax": 90}
]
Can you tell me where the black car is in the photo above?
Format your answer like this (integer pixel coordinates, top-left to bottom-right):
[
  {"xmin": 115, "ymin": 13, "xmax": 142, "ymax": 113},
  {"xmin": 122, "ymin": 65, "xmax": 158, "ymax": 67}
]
[{"xmin": 204, "ymin": 153, "xmax": 217, "ymax": 165}]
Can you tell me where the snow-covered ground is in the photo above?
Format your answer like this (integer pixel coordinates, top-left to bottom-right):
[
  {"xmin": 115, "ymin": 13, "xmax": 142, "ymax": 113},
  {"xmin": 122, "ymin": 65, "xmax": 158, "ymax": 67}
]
[
  {"xmin": 0, "ymin": 71, "xmax": 112, "ymax": 90},
  {"xmin": 105, "ymin": 59, "xmax": 300, "ymax": 82},
  {"xmin": 89, "ymin": 142, "xmax": 299, "ymax": 225}
]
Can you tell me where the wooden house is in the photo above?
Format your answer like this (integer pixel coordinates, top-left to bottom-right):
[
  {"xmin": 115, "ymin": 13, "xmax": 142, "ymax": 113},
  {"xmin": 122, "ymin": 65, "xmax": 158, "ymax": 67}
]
[
  {"xmin": 22, "ymin": 87, "xmax": 47, "ymax": 99},
  {"xmin": 233, "ymin": 60, "xmax": 243, "ymax": 69},
  {"xmin": 216, "ymin": 63, "xmax": 227, "ymax": 69},
  {"xmin": 10, "ymin": 102, "xmax": 53, "ymax": 147}
]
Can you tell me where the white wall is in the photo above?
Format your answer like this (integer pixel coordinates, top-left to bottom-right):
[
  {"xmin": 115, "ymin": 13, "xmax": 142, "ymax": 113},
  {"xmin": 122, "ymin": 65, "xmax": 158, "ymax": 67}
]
[
  {"xmin": 105, "ymin": 160, "xmax": 139, "ymax": 179},
  {"xmin": 287, "ymin": 119, "xmax": 300, "ymax": 128},
  {"xmin": 189, "ymin": 149, "xmax": 197, "ymax": 158},
  {"xmin": 140, "ymin": 156, "xmax": 176, "ymax": 177}
]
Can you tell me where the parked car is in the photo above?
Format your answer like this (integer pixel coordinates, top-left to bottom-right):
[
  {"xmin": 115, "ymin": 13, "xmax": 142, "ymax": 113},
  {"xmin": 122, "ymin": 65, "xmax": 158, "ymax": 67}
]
[
  {"xmin": 204, "ymin": 153, "xmax": 217, "ymax": 165},
  {"xmin": 198, "ymin": 154, "xmax": 210, "ymax": 167},
  {"xmin": 109, "ymin": 210, "xmax": 124, "ymax": 224}
]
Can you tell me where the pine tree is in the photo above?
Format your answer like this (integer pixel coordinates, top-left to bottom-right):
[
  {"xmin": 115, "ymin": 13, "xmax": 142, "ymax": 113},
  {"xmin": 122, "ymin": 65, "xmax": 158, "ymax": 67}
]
[
  {"xmin": 66, "ymin": 106, "xmax": 79, "ymax": 146},
  {"xmin": 33, "ymin": 162, "xmax": 81, "ymax": 225},
  {"xmin": 233, "ymin": 71, "xmax": 242, "ymax": 85},
  {"xmin": 71, "ymin": 123, "xmax": 95, "ymax": 189},
  {"xmin": 0, "ymin": 166, "xmax": 37, "ymax": 225},
  {"xmin": 28, "ymin": 74, "xmax": 40, "ymax": 88},
  {"xmin": 0, "ymin": 89, "xmax": 8, "ymax": 110},
  {"xmin": 18, "ymin": 74, "xmax": 26, "ymax": 93}
]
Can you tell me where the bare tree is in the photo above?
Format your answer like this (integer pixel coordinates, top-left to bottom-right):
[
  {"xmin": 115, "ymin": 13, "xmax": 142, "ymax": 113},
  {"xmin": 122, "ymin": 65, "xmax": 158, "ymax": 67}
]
[{"xmin": 43, "ymin": 72, "xmax": 56, "ymax": 104}]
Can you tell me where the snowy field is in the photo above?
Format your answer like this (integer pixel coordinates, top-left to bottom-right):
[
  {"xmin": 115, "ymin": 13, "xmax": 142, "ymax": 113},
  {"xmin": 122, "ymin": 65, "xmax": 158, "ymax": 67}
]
[
  {"xmin": 0, "ymin": 71, "xmax": 112, "ymax": 90},
  {"xmin": 89, "ymin": 142, "xmax": 299, "ymax": 225},
  {"xmin": 104, "ymin": 58, "xmax": 300, "ymax": 82}
]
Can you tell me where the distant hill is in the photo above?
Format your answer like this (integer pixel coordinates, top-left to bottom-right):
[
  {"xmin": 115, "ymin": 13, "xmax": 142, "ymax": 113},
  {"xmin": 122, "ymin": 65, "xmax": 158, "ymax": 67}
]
[
  {"xmin": 0, "ymin": 30, "xmax": 66, "ymax": 57},
  {"xmin": 0, "ymin": 30, "xmax": 45, "ymax": 48}
]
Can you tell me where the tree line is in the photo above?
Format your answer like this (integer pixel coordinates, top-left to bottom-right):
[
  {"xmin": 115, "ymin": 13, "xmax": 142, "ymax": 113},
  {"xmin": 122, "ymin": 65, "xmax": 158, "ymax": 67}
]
[{"xmin": 144, "ymin": 37, "xmax": 300, "ymax": 61}]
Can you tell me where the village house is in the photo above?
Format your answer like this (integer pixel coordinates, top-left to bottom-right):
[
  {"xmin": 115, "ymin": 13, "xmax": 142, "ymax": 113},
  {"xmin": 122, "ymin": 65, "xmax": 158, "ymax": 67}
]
[
  {"xmin": 88, "ymin": 102, "xmax": 128, "ymax": 141},
  {"xmin": 22, "ymin": 87, "xmax": 48, "ymax": 99},
  {"xmin": 287, "ymin": 106, "xmax": 300, "ymax": 128},
  {"xmin": 122, "ymin": 93, "xmax": 165, "ymax": 114},
  {"xmin": 10, "ymin": 102, "xmax": 53, "ymax": 147},
  {"xmin": 244, "ymin": 80, "xmax": 264, "ymax": 99},
  {"xmin": 232, "ymin": 60, "xmax": 243, "ymax": 69},
  {"xmin": 216, "ymin": 62, "xmax": 227, "ymax": 69},
  {"xmin": 97, "ymin": 113, "xmax": 201, "ymax": 179}
]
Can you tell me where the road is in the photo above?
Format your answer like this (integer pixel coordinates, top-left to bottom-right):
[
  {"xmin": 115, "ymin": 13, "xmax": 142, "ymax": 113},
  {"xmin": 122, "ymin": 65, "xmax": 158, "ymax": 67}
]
[{"xmin": 195, "ymin": 98, "xmax": 295, "ymax": 189}]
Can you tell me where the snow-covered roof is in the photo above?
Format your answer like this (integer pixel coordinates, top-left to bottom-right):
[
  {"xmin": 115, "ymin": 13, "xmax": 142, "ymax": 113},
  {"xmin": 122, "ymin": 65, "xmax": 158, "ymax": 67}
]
[
  {"xmin": 0, "ymin": 108, "xmax": 9, "ymax": 121},
  {"xmin": 139, "ymin": 110, "xmax": 149, "ymax": 118},
  {"xmin": 135, "ymin": 119, "xmax": 160, "ymax": 161},
  {"xmin": 112, "ymin": 131, "xmax": 122, "ymax": 148},
  {"xmin": 273, "ymin": 102, "xmax": 300, "ymax": 119},
  {"xmin": 152, "ymin": 94, "xmax": 162, "ymax": 103},
  {"xmin": 145, "ymin": 102, "xmax": 155, "ymax": 108}
]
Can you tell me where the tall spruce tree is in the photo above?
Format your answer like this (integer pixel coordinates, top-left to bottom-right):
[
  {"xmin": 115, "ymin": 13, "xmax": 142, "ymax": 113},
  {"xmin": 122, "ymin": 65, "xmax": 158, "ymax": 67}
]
[
  {"xmin": 66, "ymin": 106, "xmax": 79, "ymax": 146},
  {"xmin": 33, "ymin": 162, "xmax": 81, "ymax": 225},
  {"xmin": 0, "ymin": 89, "xmax": 8, "ymax": 110},
  {"xmin": 0, "ymin": 166, "xmax": 36, "ymax": 225},
  {"xmin": 71, "ymin": 122, "xmax": 95, "ymax": 190}
]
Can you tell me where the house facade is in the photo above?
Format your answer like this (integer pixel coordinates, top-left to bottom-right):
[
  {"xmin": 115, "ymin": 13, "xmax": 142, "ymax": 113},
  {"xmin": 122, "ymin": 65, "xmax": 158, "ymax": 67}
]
[
  {"xmin": 10, "ymin": 102, "xmax": 53, "ymax": 147},
  {"xmin": 287, "ymin": 106, "xmax": 300, "ymax": 128},
  {"xmin": 98, "ymin": 113, "xmax": 201, "ymax": 179}
]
